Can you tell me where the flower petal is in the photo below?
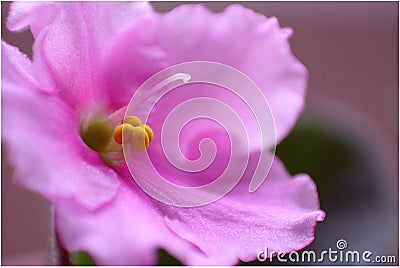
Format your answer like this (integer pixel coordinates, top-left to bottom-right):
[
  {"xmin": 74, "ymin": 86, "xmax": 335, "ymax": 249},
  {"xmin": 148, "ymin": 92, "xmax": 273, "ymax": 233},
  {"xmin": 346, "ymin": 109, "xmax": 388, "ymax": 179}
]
[
  {"xmin": 55, "ymin": 176, "xmax": 222, "ymax": 265},
  {"xmin": 101, "ymin": 15, "xmax": 168, "ymax": 109},
  {"xmin": 7, "ymin": 2, "xmax": 156, "ymax": 110},
  {"xmin": 154, "ymin": 157, "xmax": 324, "ymax": 263},
  {"xmin": 1, "ymin": 40, "xmax": 37, "ymax": 89},
  {"xmin": 2, "ymin": 42, "xmax": 120, "ymax": 209},
  {"xmin": 7, "ymin": 2, "xmax": 60, "ymax": 37},
  {"xmin": 155, "ymin": 4, "xmax": 307, "ymax": 143},
  {"xmin": 139, "ymin": 81, "xmax": 275, "ymax": 188}
]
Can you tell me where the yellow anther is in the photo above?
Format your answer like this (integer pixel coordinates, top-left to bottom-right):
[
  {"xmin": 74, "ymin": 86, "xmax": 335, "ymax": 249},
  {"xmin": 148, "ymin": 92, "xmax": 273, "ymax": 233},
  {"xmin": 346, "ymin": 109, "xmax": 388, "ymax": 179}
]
[
  {"xmin": 142, "ymin": 124, "xmax": 154, "ymax": 143},
  {"xmin": 123, "ymin": 116, "xmax": 142, "ymax": 127},
  {"xmin": 130, "ymin": 126, "xmax": 148, "ymax": 152},
  {"xmin": 113, "ymin": 117, "xmax": 154, "ymax": 152},
  {"xmin": 113, "ymin": 123, "xmax": 134, "ymax": 144}
]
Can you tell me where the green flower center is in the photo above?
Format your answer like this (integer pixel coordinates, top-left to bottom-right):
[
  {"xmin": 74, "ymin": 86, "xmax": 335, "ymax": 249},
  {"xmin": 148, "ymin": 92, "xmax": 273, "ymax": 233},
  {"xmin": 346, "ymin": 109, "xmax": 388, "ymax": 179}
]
[
  {"xmin": 81, "ymin": 118, "xmax": 114, "ymax": 152},
  {"xmin": 80, "ymin": 115, "xmax": 154, "ymax": 165}
]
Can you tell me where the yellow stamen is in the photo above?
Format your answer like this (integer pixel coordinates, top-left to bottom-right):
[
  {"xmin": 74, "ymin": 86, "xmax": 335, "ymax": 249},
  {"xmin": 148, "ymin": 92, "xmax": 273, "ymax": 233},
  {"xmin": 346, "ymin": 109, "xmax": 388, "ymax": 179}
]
[
  {"xmin": 113, "ymin": 116, "xmax": 154, "ymax": 152},
  {"xmin": 142, "ymin": 124, "xmax": 154, "ymax": 143},
  {"xmin": 130, "ymin": 126, "xmax": 148, "ymax": 152},
  {"xmin": 113, "ymin": 123, "xmax": 135, "ymax": 145},
  {"xmin": 123, "ymin": 116, "xmax": 142, "ymax": 127}
]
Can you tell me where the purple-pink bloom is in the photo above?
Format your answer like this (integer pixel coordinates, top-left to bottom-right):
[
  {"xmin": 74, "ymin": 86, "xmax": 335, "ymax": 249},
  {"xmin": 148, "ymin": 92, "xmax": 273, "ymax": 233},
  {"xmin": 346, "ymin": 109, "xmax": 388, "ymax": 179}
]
[{"xmin": 2, "ymin": 2, "xmax": 325, "ymax": 265}]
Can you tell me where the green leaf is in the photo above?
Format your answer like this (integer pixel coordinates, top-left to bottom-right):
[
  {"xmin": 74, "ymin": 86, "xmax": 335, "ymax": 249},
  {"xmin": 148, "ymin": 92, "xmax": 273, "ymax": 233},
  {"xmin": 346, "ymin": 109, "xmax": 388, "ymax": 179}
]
[
  {"xmin": 276, "ymin": 117, "xmax": 362, "ymax": 210},
  {"xmin": 71, "ymin": 251, "xmax": 96, "ymax": 266},
  {"xmin": 157, "ymin": 249, "xmax": 182, "ymax": 265}
]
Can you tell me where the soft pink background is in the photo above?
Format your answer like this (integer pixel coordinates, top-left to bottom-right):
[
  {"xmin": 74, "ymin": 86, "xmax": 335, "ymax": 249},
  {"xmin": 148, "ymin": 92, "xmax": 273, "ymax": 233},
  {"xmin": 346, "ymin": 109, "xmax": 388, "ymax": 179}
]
[{"xmin": 1, "ymin": 2, "xmax": 398, "ymax": 265}]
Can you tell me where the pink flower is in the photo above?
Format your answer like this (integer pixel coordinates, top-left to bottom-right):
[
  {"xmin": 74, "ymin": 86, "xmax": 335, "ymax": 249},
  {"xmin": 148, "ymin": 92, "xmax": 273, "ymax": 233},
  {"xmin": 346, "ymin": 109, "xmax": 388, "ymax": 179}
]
[{"xmin": 2, "ymin": 2, "xmax": 324, "ymax": 265}]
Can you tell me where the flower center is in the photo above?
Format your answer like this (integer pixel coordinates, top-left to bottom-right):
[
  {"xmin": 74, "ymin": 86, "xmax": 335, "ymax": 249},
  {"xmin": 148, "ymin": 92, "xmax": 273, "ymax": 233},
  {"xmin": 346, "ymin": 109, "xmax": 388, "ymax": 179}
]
[
  {"xmin": 80, "ymin": 72, "xmax": 190, "ymax": 165},
  {"xmin": 113, "ymin": 116, "xmax": 154, "ymax": 152},
  {"xmin": 80, "ymin": 115, "xmax": 153, "ymax": 165},
  {"xmin": 81, "ymin": 118, "xmax": 115, "ymax": 152}
]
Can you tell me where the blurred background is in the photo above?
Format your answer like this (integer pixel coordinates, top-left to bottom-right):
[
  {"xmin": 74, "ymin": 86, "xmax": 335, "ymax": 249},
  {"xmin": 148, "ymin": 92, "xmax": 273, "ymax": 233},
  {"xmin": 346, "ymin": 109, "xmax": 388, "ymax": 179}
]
[{"xmin": 1, "ymin": 1, "xmax": 398, "ymax": 265}]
